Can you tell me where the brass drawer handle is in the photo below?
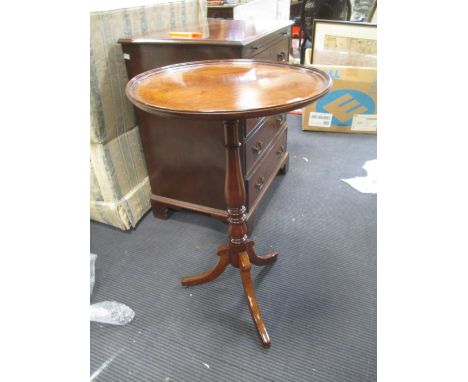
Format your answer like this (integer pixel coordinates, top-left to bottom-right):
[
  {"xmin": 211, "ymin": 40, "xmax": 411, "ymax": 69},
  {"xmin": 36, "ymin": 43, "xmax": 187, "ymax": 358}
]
[
  {"xmin": 255, "ymin": 176, "xmax": 265, "ymax": 191},
  {"xmin": 252, "ymin": 141, "xmax": 263, "ymax": 155},
  {"xmin": 276, "ymin": 145, "xmax": 285, "ymax": 156},
  {"xmin": 277, "ymin": 51, "xmax": 287, "ymax": 62}
]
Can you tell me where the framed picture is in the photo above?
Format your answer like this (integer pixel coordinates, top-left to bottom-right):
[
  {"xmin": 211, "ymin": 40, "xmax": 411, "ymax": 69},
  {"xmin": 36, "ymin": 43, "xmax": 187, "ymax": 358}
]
[{"xmin": 310, "ymin": 20, "xmax": 377, "ymax": 67}]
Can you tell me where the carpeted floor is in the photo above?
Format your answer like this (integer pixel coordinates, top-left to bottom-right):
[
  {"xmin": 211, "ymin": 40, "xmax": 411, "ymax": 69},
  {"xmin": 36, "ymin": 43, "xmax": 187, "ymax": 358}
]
[{"xmin": 90, "ymin": 114, "xmax": 376, "ymax": 382}]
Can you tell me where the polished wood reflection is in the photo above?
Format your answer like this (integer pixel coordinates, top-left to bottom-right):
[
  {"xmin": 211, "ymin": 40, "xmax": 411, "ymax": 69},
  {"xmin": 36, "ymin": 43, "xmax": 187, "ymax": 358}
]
[
  {"xmin": 180, "ymin": 120, "xmax": 279, "ymax": 347},
  {"xmin": 181, "ymin": 244, "xmax": 230, "ymax": 286},
  {"xmin": 119, "ymin": 18, "xmax": 292, "ymax": 46},
  {"xmin": 126, "ymin": 59, "xmax": 331, "ymax": 120},
  {"xmin": 125, "ymin": 59, "xmax": 332, "ymax": 347},
  {"xmin": 239, "ymin": 251, "xmax": 271, "ymax": 347}
]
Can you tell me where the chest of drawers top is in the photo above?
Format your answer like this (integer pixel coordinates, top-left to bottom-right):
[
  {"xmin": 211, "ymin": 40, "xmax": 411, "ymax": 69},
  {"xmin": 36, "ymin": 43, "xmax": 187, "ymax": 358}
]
[{"xmin": 118, "ymin": 18, "xmax": 292, "ymax": 48}]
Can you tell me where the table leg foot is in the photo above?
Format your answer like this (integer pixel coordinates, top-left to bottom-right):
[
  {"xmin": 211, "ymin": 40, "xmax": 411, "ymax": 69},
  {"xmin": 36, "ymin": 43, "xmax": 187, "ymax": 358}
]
[
  {"xmin": 239, "ymin": 251, "xmax": 271, "ymax": 348},
  {"xmin": 151, "ymin": 200, "xmax": 170, "ymax": 220},
  {"xmin": 181, "ymin": 245, "xmax": 230, "ymax": 287},
  {"xmin": 247, "ymin": 241, "xmax": 279, "ymax": 266},
  {"xmin": 278, "ymin": 154, "xmax": 289, "ymax": 175}
]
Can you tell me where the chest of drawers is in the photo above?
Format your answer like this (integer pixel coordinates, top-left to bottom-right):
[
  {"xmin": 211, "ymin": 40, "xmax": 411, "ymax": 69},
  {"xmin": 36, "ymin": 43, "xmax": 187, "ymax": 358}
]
[{"xmin": 119, "ymin": 18, "xmax": 292, "ymax": 223}]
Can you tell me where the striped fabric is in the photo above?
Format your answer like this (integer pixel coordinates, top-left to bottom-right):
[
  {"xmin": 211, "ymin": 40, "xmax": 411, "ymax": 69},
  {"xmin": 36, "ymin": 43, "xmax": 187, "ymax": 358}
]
[{"xmin": 90, "ymin": 0, "xmax": 207, "ymax": 230}]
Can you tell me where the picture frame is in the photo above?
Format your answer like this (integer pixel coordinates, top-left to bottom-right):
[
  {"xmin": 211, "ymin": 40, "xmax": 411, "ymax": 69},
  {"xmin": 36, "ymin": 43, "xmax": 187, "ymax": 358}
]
[{"xmin": 310, "ymin": 19, "xmax": 377, "ymax": 67}]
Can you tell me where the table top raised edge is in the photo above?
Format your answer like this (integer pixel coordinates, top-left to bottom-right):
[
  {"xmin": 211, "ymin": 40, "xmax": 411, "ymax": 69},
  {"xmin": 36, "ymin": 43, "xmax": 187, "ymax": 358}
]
[{"xmin": 125, "ymin": 59, "xmax": 332, "ymax": 121}]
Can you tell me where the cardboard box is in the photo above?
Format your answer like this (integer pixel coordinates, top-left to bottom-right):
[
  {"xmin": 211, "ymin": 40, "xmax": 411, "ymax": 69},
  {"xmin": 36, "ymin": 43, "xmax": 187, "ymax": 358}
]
[{"xmin": 302, "ymin": 64, "xmax": 377, "ymax": 134}]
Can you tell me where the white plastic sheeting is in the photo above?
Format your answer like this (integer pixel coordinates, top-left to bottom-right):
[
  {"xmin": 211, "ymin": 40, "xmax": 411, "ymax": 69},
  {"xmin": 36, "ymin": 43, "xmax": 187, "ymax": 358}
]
[
  {"xmin": 90, "ymin": 254, "xmax": 135, "ymax": 325},
  {"xmin": 341, "ymin": 159, "xmax": 377, "ymax": 194}
]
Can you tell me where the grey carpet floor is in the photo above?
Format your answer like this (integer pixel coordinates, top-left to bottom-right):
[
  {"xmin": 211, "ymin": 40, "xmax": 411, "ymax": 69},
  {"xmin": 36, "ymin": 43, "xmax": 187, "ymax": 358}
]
[{"xmin": 90, "ymin": 114, "xmax": 377, "ymax": 382}]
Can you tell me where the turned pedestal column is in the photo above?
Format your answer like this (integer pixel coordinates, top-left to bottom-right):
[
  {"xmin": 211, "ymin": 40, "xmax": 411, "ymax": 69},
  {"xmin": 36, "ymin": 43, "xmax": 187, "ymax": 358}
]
[{"xmin": 181, "ymin": 120, "xmax": 278, "ymax": 346}]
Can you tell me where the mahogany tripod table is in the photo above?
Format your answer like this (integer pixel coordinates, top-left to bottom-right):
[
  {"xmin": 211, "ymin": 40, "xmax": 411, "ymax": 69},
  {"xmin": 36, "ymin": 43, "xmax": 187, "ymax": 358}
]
[{"xmin": 126, "ymin": 59, "xmax": 331, "ymax": 347}]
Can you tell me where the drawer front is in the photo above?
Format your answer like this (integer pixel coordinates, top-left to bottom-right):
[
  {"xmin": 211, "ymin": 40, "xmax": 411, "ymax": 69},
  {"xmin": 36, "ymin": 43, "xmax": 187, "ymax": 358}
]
[
  {"xmin": 250, "ymin": 37, "xmax": 290, "ymax": 63},
  {"xmin": 245, "ymin": 116, "xmax": 284, "ymax": 173},
  {"xmin": 247, "ymin": 127, "xmax": 287, "ymax": 208},
  {"xmin": 245, "ymin": 113, "xmax": 285, "ymax": 138},
  {"xmin": 245, "ymin": 117, "xmax": 263, "ymax": 137},
  {"xmin": 243, "ymin": 27, "xmax": 291, "ymax": 58}
]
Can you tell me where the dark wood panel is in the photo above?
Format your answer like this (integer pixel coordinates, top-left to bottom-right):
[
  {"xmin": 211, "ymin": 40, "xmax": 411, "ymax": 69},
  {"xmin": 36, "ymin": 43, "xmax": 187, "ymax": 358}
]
[
  {"xmin": 245, "ymin": 117, "xmax": 263, "ymax": 137},
  {"xmin": 242, "ymin": 31, "xmax": 290, "ymax": 58},
  {"xmin": 207, "ymin": 6, "xmax": 234, "ymax": 19},
  {"xmin": 245, "ymin": 116, "xmax": 284, "ymax": 175},
  {"xmin": 136, "ymin": 109, "xmax": 226, "ymax": 210},
  {"xmin": 122, "ymin": 44, "xmax": 242, "ymax": 76},
  {"xmin": 250, "ymin": 36, "xmax": 290, "ymax": 62},
  {"xmin": 247, "ymin": 127, "xmax": 288, "ymax": 209}
]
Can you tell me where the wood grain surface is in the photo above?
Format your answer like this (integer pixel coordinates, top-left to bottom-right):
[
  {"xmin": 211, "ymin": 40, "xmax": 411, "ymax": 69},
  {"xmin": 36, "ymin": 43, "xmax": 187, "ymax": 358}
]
[
  {"xmin": 125, "ymin": 59, "xmax": 332, "ymax": 120},
  {"xmin": 118, "ymin": 18, "xmax": 292, "ymax": 45}
]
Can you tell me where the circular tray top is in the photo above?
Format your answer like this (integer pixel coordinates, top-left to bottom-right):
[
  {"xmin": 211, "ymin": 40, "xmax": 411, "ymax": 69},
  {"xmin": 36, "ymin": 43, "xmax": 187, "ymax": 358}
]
[{"xmin": 126, "ymin": 59, "xmax": 332, "ymax": 120}]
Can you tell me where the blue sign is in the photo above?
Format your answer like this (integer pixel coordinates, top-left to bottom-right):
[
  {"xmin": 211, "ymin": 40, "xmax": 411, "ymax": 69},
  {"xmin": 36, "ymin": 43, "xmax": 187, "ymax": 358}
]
[{"xmin": 316, "ymin": 89, "xmax": 375, "ymax": 126}]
